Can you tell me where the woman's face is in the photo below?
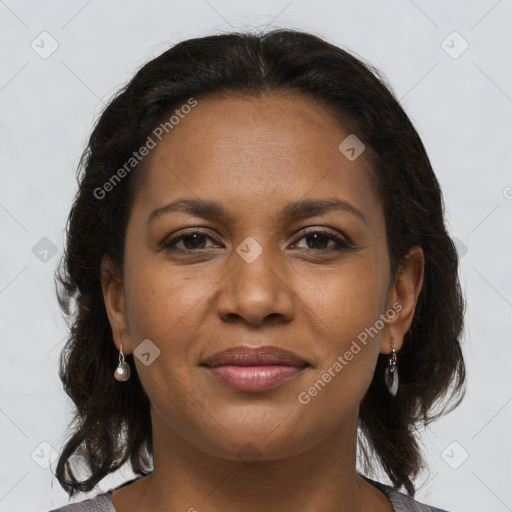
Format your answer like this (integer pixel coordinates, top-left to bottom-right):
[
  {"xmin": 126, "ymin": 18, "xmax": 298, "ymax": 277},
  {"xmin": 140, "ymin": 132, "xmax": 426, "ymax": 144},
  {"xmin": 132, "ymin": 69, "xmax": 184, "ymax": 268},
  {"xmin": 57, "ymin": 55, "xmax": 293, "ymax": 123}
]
[{"xmin": 103, "ymin": 93, "xmax": 416, "ymax": 461}]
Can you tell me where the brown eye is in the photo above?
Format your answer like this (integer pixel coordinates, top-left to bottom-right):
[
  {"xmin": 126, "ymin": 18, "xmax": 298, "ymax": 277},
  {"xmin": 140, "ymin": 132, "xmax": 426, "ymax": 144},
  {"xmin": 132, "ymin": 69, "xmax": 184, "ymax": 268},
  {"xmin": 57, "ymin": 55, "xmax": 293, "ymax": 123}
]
[
  {"xmin": 163, "ymin": 231, "xmax": 218, "ymax": 251},
  {"xmin": 292, "ymin": 230, "xmax": 349, "ymax": 252}
]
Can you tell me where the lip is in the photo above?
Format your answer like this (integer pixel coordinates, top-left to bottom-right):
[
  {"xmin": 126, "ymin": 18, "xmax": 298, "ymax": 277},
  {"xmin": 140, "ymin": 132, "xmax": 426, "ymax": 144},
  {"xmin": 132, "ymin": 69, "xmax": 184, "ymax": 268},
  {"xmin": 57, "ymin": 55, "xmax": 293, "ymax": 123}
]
[
  {"xmin": 201, "ymin": 345, "xmax": 308, "ymax": 367},
  {"xmin": 200, "ymin": 345, "xmax": 309, "ymax": 392}
]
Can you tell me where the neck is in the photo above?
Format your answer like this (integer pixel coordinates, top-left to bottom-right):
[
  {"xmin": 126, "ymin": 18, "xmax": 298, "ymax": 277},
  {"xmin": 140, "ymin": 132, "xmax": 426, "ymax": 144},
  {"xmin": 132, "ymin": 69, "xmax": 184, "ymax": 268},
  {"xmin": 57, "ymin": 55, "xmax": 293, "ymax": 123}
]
[{"xmin": 124, "ymin": 408, "xmax": 392, "ymax": 512}]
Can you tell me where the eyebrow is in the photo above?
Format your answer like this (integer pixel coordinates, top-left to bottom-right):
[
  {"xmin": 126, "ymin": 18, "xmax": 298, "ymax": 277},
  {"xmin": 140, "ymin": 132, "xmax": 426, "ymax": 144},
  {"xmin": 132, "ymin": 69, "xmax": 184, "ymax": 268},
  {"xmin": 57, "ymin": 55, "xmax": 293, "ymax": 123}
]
[{"xmin": 146, "ymin": 197, "xmax": 367, "ymax": 225}]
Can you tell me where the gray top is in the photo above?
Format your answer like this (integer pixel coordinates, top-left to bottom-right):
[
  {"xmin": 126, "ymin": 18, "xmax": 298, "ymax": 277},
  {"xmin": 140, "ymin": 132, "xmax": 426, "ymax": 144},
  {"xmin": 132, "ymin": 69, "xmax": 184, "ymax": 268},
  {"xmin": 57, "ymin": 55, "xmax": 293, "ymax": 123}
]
[{"xmin": 47, "ymin": 475, "xmax": 449, "ymax": 512}]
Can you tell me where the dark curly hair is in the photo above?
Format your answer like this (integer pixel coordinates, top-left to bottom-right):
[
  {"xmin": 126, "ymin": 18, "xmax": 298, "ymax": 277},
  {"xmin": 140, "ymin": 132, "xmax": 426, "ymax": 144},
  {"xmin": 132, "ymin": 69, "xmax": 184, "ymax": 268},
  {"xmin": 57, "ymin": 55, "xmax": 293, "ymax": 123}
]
[{"xmin": 54, "ymin": 28, "xmax": 466, "ymax": 498}]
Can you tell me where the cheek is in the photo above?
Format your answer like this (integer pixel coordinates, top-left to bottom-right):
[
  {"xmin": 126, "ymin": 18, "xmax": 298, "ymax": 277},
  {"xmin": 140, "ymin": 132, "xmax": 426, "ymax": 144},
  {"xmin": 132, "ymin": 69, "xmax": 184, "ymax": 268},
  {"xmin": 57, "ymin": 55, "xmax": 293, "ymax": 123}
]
[
  {"xmin": 124, "ymin": 259, "xmax": 210, "ymax": 342},
  {"xmin": 305, "ymin": 257, "xmax": 388, "ymax": 341},
  {"xmin": 124, "ymin": 246, "xmax": 389, "ymax": 368},
  {"xmin": 122, "ymin": 263, "xmax": 206, "ymax": 417},
  {"xmin": 295, "ymin": 294, "xmax": 383, "ymax": 432},
  {"xmin": 296, "ymin": 258, "xmax": 388, "ymax": 400},
  {"xmin": 118, "ymin": 247, "xmax": 389, "ymax": 458}
]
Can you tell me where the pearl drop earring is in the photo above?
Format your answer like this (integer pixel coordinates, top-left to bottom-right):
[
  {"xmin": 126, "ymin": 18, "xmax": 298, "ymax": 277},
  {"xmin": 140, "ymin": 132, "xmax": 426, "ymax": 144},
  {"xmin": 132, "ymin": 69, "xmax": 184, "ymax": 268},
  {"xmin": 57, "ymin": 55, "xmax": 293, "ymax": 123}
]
[{"xmin": 114, "ymin": 343, "xmax": 131, "ymax": 381}]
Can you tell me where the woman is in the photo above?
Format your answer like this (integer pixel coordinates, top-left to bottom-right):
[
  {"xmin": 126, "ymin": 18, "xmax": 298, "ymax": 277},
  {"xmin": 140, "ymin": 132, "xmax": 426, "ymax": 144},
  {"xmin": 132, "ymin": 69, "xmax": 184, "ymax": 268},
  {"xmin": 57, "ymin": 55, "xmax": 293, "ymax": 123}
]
[{"xmin": 49, "ymin": 29, "xmax": 465, "ymax": 512}]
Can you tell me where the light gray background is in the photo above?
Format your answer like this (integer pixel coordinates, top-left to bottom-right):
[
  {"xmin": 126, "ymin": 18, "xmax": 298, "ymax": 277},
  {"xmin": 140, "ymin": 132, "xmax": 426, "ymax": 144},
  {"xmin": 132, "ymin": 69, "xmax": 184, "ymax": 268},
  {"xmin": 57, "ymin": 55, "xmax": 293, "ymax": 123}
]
[{"xmin": 1, "ymin": 1, "xmax": 511, "ymax": 511}]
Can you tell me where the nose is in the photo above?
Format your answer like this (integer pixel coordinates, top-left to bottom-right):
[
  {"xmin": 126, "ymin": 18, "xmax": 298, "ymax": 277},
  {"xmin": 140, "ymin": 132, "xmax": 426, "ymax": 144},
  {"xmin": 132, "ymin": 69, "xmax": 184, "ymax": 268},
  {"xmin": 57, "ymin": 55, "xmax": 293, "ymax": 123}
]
[{"xmin": 216, "ymin": 245, "xmax": 295, "ymax": 327}]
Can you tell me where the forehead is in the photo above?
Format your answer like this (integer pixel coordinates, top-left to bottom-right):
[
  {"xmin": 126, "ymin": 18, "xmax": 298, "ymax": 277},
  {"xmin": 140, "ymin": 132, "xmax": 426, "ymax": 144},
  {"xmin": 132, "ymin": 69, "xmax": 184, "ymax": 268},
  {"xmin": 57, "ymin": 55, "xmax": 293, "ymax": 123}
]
[
  {"xmin": 132, "ymin": 93, "xmax": 379, "ymax": 221},
  {"xmin": 153, "ymin": 94, "xmax": 367, "ymax": 160}
]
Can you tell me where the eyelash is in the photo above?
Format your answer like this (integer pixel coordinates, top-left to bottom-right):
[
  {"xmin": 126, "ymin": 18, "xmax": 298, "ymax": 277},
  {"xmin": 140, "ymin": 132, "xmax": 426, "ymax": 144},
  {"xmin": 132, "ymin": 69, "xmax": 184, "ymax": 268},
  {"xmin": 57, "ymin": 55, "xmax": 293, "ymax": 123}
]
[{"xmin": 162, "ymin": 228, "xmax": 350, "ymax": 254}]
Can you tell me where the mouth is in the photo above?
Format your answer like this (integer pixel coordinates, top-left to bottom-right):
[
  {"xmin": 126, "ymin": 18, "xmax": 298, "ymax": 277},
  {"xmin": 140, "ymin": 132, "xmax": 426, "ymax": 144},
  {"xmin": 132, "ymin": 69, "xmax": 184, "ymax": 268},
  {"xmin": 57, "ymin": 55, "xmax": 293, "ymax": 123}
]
[{"xmin": 200, "ymin": 345, "xmax": 310, "ymax": 392}]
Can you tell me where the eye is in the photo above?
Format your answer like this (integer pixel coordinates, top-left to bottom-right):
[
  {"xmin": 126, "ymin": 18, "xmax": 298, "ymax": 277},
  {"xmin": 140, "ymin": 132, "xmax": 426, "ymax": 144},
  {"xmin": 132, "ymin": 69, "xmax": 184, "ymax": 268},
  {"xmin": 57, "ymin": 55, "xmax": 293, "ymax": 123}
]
[
  {"xmin": 163, "ymin": 230, "xmax": 219, "ymax": 252},
  {"xmin": 161, "ymin": 228, "xmax": 351, "ymax": 254},
  {"xmin": 291, "ymin": 229, "xmax": 350, "ymax": 252}
]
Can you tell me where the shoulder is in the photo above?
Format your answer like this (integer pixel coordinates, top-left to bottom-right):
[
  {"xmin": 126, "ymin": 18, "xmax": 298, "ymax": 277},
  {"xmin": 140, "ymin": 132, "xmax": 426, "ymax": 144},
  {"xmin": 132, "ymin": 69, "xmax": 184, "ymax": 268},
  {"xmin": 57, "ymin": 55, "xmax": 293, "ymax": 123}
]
[
  {"xmin": 46, "ymin": 491, "xmax": 115, "ymax": 512},
  {"xmin": 46, "ymin": 474, "xmax": 147, "ymax": 512},
  {"xmin": 386, "ymin": 489, "xmax": 450, "ymax": 512},
  {"xmin": 362, "ymin": 476, "xmax": 450, "ymax": 512}
]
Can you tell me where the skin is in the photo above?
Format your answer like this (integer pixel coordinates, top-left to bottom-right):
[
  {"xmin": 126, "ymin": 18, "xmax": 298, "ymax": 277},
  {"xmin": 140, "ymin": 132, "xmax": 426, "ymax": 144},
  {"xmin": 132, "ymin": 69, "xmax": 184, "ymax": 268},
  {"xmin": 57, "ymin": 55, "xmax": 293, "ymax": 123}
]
[{"xmin": 101, "ymin": 93, "xmax": 424, "ymax": 512}]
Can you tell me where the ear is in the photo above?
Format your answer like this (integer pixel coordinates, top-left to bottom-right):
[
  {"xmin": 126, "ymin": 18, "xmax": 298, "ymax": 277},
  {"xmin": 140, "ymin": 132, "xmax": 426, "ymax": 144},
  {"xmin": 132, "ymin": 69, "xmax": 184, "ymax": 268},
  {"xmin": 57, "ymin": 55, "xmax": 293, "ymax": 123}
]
[
  {"xmin": 100, "ymin": 255, "xmax": 132, "ymax": 355},
  {"xmin": 380, "ymin": 245, "xmax": 424, "ymax": 354}
]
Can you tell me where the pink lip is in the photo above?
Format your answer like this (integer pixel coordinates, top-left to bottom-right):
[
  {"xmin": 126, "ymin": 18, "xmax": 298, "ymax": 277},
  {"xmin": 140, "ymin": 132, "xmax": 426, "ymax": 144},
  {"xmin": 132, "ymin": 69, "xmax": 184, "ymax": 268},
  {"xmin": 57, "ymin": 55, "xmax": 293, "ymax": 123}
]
[
  {"xmin": 202, "ymin": 344, "xmax": 308, "ymax": 367},
  {"xmin": 200, "ymin": 345, "xmax": 309, "ymax": 392},
  {"xmin": 206, "ymin": 364, "xmax": 307, "ymax": 392}
]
